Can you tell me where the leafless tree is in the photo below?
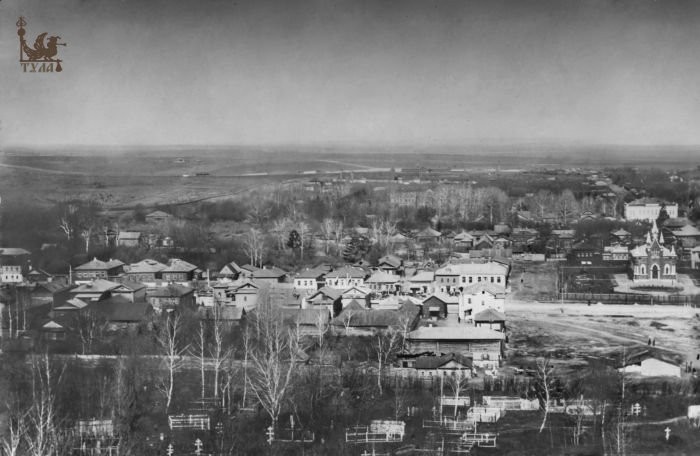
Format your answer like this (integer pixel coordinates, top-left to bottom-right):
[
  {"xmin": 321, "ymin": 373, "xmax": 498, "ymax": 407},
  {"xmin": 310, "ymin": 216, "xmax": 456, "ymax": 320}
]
[
  {"xmin": 1, "ymin": 399, "xmax": 27, "ymax": 456},
  {"xmin": 570, "ymin": 394, "xmax": 586, "ymax": 446},
  {"xmin": 243, "ymin": 227, "xmax": 265, "ymax": 268},
  {"xmin": 77, "ymin": 310, "xmax": 106, "ymax": 355},
  {"xmin": 374, "ymin": 329, "xmax": 402, "ymax": 395},
  {"xmin": 155, "ymin": 313, "xmax": 188, "ymax": 413},
  {"xmin": 320, "ymin": 218, "xmax": 335, "ymax": 254},
  {"xmin": 535, "ymin": 356, "xmax": 555, "ymax": 433},
  {"xmin": 314, "ymin": 310, "xmax": 328, "ymax": 349},
  {"xmin": 271, "ymin": 218, "xmax": 291, "ymax": 251},
  {"xmin": 247, "ymin": 305, "xmax": 301, "ymax": 427},
  {"xmin": 210, "ymin": 306, "xmax": 233, "ymax": 399},
  {"xmin": 444, "ymin": 373, "xmax": 470, "ymax": 419},
  {"xmin": 24, "ymin": 354, "xmax": 67, "ymax": 456},
  {"xmin": 191, "ymin": 321, "xmax": 208, "ymax": 401},
  {"xmin": 298, "ymin": 220, "xmax": 310, "ymax": 260},
  {"xmin": 557, "ymin": 189, "xmax": 579, "ymax": 225}
]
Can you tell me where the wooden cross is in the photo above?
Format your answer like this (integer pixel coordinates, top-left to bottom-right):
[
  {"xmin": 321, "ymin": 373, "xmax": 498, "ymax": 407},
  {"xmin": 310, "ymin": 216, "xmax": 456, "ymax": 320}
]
[
  {"xmin": 665, "ymin": 427, "xmax": 671, "ymax": 441},
  {"xmin": 266, "ymin": 425, "xmax": 275, "ymax": 445},
  {"xmin": 194, "ymin": 438, "xmax": 203, "ymax": 454},
  {"xmin": 166, "ymin": 443, "xmax": 174, "ymax": 456}
]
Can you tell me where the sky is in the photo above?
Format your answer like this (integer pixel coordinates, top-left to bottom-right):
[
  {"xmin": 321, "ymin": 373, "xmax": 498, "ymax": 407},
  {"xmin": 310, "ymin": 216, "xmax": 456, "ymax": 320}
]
[{"xmin": 2, "ymin": 0, "xmax": 700, "ymax": 147}]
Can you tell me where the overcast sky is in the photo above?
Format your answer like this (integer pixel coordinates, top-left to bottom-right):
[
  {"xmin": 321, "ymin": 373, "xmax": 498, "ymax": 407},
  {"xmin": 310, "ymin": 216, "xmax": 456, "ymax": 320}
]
[{"xmin": 2, "ymin": 0, "xmax": 700, "ymax": 147}]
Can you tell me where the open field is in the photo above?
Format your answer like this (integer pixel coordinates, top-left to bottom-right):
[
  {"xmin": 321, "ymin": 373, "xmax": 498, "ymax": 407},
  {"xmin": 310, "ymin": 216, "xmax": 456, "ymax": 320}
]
[{"xmin": 507, "ymin": 301, "xmax": 700, "ymax": 370}]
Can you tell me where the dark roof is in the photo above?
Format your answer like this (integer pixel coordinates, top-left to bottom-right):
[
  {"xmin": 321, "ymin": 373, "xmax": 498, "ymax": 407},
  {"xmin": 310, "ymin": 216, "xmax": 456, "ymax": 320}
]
[
  {"xmin": 147, "ymin": 284, "xmax": 194, "ymax": 298},
  {"xmin": 473, "ymin": 308, "xmax": 506, "ymax": 322},
  {"xmin": 281, "ymin": 308, "xmax": 330, "ymax": 326},
  {"xmin": 75, "ymin": 258, "xmax": 125, "ymax": 271},
  {"xmin": 252, "ymin": 266, "xmax": 287, "ymax": 279},
  {"xmin": 326, "ymin": 266, "xmax": 367, "ymax": 279},
  {"xmin": 414, "ymin": 353, "xmax": 473, "ymax": 370},
  {"xmin": 87, "ymin": 297, "xmax": 152, "ymax": 323},
  {"xmin": 164, "ymin": 259, "xmax": 199, "ymax": 273},
  {"xmin": 378, "ymin": 255, "xmax": 402, "ymax": 268},
  {"xmin": 623, "ymin": 348, "xmax": 682, "ymax": 367},
  {"xmin": 331, "ymin": 304, "xmax": 420, "ymax": 328},
  {"xmin": 197, "ymin": 306, "xmax": 245, "ymax": 321}
]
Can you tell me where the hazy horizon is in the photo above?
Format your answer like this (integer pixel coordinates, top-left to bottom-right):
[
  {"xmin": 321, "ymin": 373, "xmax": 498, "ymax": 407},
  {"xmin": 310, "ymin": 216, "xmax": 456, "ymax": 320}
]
[{"xmin": 3, "ymin": 0, "xmax": 700, "ymax": 148}]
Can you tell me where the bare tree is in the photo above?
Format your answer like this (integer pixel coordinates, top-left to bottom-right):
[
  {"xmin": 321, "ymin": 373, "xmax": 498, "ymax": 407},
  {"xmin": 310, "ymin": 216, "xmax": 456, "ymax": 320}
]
[
  {"xmin": 444, "ymin": 373, "xmax": 469, "ymax": 419},
  {"xmin": 247, "ymin": 304, "xmax": 301, "ymax": 427},
  {"xmin": 155, "ymin": 313, "xmax": 188, "ymax": 413},
  {"xmin": 1, "ymin": 400, "xmax": 27, "ymax": 456},
  {"xmin": 210, "ymin": 306, "xmax": 233, "ymax": 399},
  {"xmin": 314, "ymin": 310, "xmax": 329, "ymax": 349},
  {"xmin": 77, "ymin": 310, "xmax": 106, "ymax": 355},
  {"xmin": 320, "ymin": 218, "xmax": 335, "ymax": 254},
  {"xmin": 374, "ymin": 329, "xmax": 402, "ymax": 395},
  {"xmin": 243, "ymin": 228, "xmax": 265, "ymax": 268},
  {"xmin": 535, "ymin": 356, "xmax": 555, "ymax": 433},
  {"xmin": 191, "ymin": 321, "xmax": 208, "ymax": 401},
  {"xmin": 24, "ymin": 354, "xmax": 67, "ymax": 456}
]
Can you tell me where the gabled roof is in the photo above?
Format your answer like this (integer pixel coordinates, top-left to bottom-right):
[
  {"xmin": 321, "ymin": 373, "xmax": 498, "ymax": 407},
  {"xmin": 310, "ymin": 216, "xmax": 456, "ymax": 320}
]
[
  {"xmin": 126, "ymin": 259, "xmax": 168, "ymax": 274},
  {"xmin": 461, "ymin": 283, "xmax": 506, "ymax": 297},
  {"xmin": 219, "ymin": 261, "xmax": 243, "ymax": 274},
  {"xmin": 0, "ymin": 248, "xmax": 31, "ymax": 256},
  {"xmin": 416, "ymin": 227, "xmax": 442, "ymax": 238},
  {"xmin": 240, "ymin": 264, "xmax": 260, "ymax": 273},
  {"xmin": 87, "ymin": 296, "xmax": 152, "ymax": 323},
  {"xmin": 296, "ymin": 268, "xmax": 326, "ymax": 279},
  {"xmin": 281, "ymin": 308, "xmax": 330, "ymax": 326},
  {"xmin": 75, "ymin": 258, "xmax": 125, "ymax": 271},
  {"xmin": 435, "ymin": 262, "xmax": 509, "ymax": 276},
  {"xmin": 408, "ymin": 325, "xmax": 505, "ymax": 341},
  {"xmin": 113, "ymin": 280, "xmax": 147, "ymax": 293},
  {"xmin": 164, "ymin": 258, "xmax": 199, "ymax": 273},
  {"xmin": 423, "ymin": 294, "xmax": 458, "ymax": 305},
  {"xmin": 118, "ymin": 231, "xmax": 142, "ymax": 240},
  {"xmin": 378, "ymin": 255, "xmax": 402, "ymax": 269},
  {"xmin": 27, "ymin": 267, "xmax": 52, "ymax": 278},
  {"xmin": 308, "ymin": 286, "xmax": 342, "ymax": 301},
  {"xmin": 147, "ymin": 284, "xmax": 194, "ymax": 298},
  {"xmin": 367, "ymin": 271, "xmax": 400, "ymax": 284},
  {"xmin": 252, "ymin": 266, "xmax": 287, "ymax": 279},
  {"xmin": 623, "ymin": 348, "xmax": 681, "ymax": 367},
  {"xmin": 341, "ymin": 286, "xmax": 371, "ymax": 296},
  {"xmin": 331, "ymin": 305, "xmax": 420, "ymax": 328},
  {"xmin": 146, "ymin": 210, "xmax": 171, "ymax": 218},
  {"xmin": 414, "ymin": 353, "xmax": 473, "ymax": 370},
  {"xmin": 53, "ymin": 298, "xmax": 88, "ymax": 311},
  {"xmin": 326, "ymin": 266, "xmax": 367, "ymax": 279},
  {"xmin": 672, "ymin": 225, "xmax": 700, "ymax": 237},
  {"xmin": 611, "ymin": 228, "xmax": 631, "ymax": 237},
  {"xmin": 71, "ymin": 279, "xmax": 121, "ymax": 293},
  {"xmin": 473, "ymin": 308, "xmax": 506, "ymax": 322},
  {"xmin": 409, "ymin": 270, "xmax": 434, "ymax": 282}
]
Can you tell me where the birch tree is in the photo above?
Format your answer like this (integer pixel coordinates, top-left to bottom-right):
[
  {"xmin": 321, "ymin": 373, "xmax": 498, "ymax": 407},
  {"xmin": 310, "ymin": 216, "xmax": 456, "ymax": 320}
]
[
  {"xmin": 155, "ymin": 313, "xmax": 188, "ymax": 413},
  {"xmin": 535, "ymin": 356, "xmax": 555, "ymax": 433},
  {"xmin": 247, "ymin": 305, "xmax": 301, "ymax": 427},
  {"xmin": 243, "ymin": 228, "xmax": 265, "ymax": 268},
  {"xmin": 374, "ymin": 329, "xmax": 402, "ymax": 395}
]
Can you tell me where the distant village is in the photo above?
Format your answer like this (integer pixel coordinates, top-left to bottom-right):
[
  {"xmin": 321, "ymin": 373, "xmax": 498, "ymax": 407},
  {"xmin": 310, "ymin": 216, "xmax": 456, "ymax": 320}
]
[{"xmin": 2, "ymin": 165, "xmax": 700, "ymax": 454}]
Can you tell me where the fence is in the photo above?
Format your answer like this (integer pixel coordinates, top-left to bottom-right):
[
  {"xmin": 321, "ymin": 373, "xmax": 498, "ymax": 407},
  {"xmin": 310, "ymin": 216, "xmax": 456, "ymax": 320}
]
[
  {"xmin": 482, "ymin": 396, "xmax": 538, "ymax": 411},
  {"xmin": 168, "ymin": 414, "xmax": 210, "ymax": 431},
  {"xmin": 466, "ymin": 407, "xmax": 502, "ymax": 423},
  {"xmin": 422, "ymin": 418, "xmax": 476, "ymax": 433},
  {"xmin": 557, "ymin": 292, "xmax": 700, "ymax": 306},
  {"xmin": 459, "ymin": 432, "xmax": 498, "ymax": 448},
  {"xmin": 345, "ymin": 420, "xmax": 405, "ymax": 444},
  {"xmin": 440, "ymin": 396, "xmax": 470, "ymax": 408}
]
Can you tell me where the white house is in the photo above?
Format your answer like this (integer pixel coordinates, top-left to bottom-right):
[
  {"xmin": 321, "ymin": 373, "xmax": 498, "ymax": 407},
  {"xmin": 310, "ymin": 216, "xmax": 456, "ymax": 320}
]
[
  {"xmin": 624, "ymin": 199, "xmax": 678, "ymax": 221},
  {"xmin": 1, "ymin": 265, "xmax": 23, "ymax": 283},
  {"xmin": 434, "ymin": 261, "xmax": 509, "ymax": 293},
  {"xmin": 459, "ymin": 283, "xmax": 506, "ymax": 319},
  {"xmin": 293, "ymin": 268, "xmax": 325, "ymax": 292},
  {"xmin": 619, "ymin": 351, "xmax": 681, "ymax": 378},
  {"xmin": 325, "ymin": 266, "xmax": 367, "ymax": 289}
]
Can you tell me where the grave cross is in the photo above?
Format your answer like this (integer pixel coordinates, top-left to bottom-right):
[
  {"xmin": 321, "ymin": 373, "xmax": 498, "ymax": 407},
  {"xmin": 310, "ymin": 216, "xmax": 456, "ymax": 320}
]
[
  {"xmin": 166, "ymin": 443, "xmax": 174, "ymax": 456},
  {"xmin": 266, "ymin": 425, "xmax": 275, "ymax": 445},
  {"xmin": 194, "ymin": 438, "xmax": 203, "ymax": 455},
  {"xmin": 665, "ymin": 427, "xmax": 671, "ymax": 441}
]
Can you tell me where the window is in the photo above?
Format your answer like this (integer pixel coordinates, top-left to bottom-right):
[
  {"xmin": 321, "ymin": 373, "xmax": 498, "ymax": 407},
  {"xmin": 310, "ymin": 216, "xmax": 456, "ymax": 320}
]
[
  {"xmin": 461, "ymin": 277, "xmax": 465, "ymax": 283},
  {"xmin": 497, "ymin": 277, "xmax": 501, "ymax": 283},
  {"xmin": 490, "ymin": 277, "xmax": 494, "ymax": 283},
  {"xmin": 469, "ymin": 277, "xmax": 473, "ymax": 283},
  {"xmin": 478, "ymin": 277, "xmax": 481, "ymax": 282}
]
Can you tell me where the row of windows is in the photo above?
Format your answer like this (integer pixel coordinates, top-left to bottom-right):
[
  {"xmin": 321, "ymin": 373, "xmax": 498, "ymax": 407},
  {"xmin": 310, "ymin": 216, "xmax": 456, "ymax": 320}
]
[{"xmin": 440, "ymin": 276, "xmax": 503, "ymax": 284}]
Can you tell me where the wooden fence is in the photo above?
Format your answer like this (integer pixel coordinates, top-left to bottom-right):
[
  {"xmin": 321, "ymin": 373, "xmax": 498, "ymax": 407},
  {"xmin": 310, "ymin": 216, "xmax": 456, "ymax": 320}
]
[
  {"xmin": 168, "ymin": 414, "xmax": 210, "ymax": 431},
  {"xmin": 557, "ymin": 292, "xmax": 700, "ymax": 306}
]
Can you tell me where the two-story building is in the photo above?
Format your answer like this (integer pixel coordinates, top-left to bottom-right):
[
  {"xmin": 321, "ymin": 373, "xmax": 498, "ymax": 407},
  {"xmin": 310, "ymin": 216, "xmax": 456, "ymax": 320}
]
[
  {"xmin": 434, "ymin": 261, "xmax": 509, "ymax": 293},
  {"xmin": 74, "ymin": 258, "xmax": 125, "ymax": 284},
  {"xmin": 625, "ymin": 198, "xmax": 678, "ymax": 221},
  {"xmin": 146, "ymin": 285, "xmax": 195, "ymax": 313},
  {"xmin": 123, "ymin": 259, "xmax": 168, "ymax": 285},
  {"xmin": 325, "ymin": 266, "xmax": 368, "ymax": 289},
  {"xmin": 162, "ymin": 259, "xmax": 199, "ymax": 284},
  {"xmin": 406, "ymin": 325, "xmax": 505, "ymax": 369},
  {"xmin": 459, "ymin": 283, "xmax": 505, "ymax": 320}
]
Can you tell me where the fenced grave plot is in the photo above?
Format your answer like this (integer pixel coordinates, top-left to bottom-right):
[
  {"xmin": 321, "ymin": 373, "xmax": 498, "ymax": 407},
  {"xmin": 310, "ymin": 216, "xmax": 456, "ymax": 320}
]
[
  {"xmin": 189, "ymin": 397, "xmax": 221, "ymax": 413},
  {"xmin": 273, "ymin": 427, "xmax": 315, "ymax": 443},
  {"xmin": 466, "ymin": 407, "xmax": 502, "ymax": 423},
  {"xmin": 71, "ymin": 437, "xmax": 121, "ymax": 456},
  {"xmin": 346, "ymin": 420, "xmax": 406, "ymax": 443},
  {"xmin": 72, "ymin": 419, "xmax": 115, "ymax": 437},
  {"xmin": 459, "ymin": 432, "xmax": 498, "ymax": 448},
  {"xmin": 440, "ymin": 395, "xmax": 470, "ymax": 409},
  {"xmin": 168, "ymin": 414, "xmax": 211, "ymax": 431},
  {"xmin": 422, "ymin": 418, "xmax": 476, "ymax": 433},
  {"xmin": 482, "ymin": 396, "xmax": 539, "ymax": 411}
]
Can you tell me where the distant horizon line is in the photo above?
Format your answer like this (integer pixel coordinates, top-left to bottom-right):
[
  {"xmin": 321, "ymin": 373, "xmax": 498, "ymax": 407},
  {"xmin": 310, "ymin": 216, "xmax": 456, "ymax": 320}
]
[{"xmin": 3, "ymin": 141, "xmax": 700, "ymax": 152}]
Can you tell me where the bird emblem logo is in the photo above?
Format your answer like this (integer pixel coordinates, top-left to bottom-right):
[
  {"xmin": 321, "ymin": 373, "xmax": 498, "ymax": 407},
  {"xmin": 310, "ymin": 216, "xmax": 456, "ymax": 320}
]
[{"xmin": 16, "ymin": 17, "xmax": 66, "ymax": 72}]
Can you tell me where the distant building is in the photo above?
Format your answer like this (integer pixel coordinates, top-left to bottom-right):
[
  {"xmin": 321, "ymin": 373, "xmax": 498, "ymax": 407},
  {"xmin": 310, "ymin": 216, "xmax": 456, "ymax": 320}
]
[
  {"xmin": 145, "ymin": 210, "xmax": 173, "ymax": 223},
  {"xmin": 117, "ymin": 231, "xmax": 142, "ymax": 247},
  {"xmin": 74, "ymin": 258, "xmax": 125, "ymax": 284},
  {"xmin": 624, "ymin": 198, "xmax": 678, "ymax": 221},
  {"xmin": 629, "ymin": 220, "xmax": 677, "ymax": 285},
  {"xmin": 434, "ymin": 261, "xmax": 509, "ymax": 293}
]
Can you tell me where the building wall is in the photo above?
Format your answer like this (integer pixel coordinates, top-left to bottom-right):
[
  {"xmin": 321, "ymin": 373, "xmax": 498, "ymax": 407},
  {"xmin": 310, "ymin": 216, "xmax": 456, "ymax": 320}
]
[
  {"xmin": 641, "ymin": 359, "xmax": 681, "ymax": 378},
  {"xmin": 625, "ymin": 203, "xmax": 679, "ymax": 221}
]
